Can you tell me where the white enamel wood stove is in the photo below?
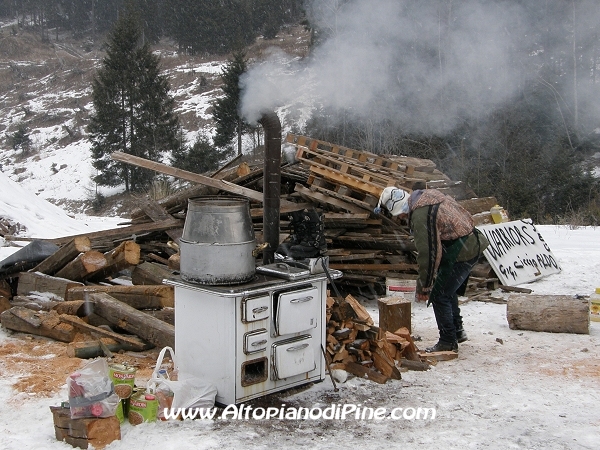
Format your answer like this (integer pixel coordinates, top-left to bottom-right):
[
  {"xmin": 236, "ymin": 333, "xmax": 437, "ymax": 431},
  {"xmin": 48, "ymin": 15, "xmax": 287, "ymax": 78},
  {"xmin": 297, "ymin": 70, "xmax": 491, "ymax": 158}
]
[{"xmin": 166, "ymin": 272, "xmax": 334, "ymax": 406}]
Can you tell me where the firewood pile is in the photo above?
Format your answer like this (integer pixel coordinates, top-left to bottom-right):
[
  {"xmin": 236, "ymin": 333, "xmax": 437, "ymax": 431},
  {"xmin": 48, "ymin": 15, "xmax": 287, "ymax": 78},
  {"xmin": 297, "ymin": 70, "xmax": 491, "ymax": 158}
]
[{"xmin": 0, "ymin": 133, "xmax": 506, "ymax": 376}]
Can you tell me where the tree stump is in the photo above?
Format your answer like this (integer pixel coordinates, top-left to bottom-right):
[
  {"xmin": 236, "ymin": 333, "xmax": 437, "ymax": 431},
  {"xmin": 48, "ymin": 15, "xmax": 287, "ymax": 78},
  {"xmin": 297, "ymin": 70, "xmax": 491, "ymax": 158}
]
[{"xmin": 378, "ymin": 296, "xmax": 411, "ymax": 333}]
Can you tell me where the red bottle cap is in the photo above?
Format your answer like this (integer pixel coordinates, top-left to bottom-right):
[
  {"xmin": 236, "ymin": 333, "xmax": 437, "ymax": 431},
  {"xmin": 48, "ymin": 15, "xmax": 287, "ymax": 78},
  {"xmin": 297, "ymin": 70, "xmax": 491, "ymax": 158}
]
[{"xmin": 91, "ymin": 403, "xmax": 104, "ymax": 416}]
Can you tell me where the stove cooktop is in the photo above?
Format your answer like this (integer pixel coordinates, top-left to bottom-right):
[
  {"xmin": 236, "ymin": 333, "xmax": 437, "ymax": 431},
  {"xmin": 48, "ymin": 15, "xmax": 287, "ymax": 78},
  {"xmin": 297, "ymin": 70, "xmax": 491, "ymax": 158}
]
[{"xmin": 164, "ymin": 272, "xmax": 324, "ymax": 296}]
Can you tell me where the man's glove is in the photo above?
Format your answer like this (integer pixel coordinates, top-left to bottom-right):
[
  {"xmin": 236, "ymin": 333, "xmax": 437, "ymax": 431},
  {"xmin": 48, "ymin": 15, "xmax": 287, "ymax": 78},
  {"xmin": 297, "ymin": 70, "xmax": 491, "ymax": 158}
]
[{"xmin": 373, "ymin": 206, "xmax": 382, "ymax": 215}]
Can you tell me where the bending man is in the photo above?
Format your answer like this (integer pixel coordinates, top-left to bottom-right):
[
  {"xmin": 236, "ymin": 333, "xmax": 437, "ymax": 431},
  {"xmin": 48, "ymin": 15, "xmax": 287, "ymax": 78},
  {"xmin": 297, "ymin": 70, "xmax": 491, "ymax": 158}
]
[{"xmin": 375, "ymin": 187, "xmax": 489, "ymax": 352}]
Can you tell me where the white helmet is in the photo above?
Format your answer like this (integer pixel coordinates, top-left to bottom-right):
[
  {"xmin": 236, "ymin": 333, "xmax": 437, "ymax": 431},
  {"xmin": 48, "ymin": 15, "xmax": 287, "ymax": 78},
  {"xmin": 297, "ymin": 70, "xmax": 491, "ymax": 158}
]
[{"xmin": 375, "ymin": 187, "xmax": 409, "ymax": 216}]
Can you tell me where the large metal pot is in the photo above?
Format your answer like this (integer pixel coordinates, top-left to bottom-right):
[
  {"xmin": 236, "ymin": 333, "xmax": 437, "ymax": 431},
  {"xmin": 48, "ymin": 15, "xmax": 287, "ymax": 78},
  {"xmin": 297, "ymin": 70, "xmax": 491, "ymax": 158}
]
[{"xmin": 180, "ymin": 197, "xmax": 256, "ymax": 285}]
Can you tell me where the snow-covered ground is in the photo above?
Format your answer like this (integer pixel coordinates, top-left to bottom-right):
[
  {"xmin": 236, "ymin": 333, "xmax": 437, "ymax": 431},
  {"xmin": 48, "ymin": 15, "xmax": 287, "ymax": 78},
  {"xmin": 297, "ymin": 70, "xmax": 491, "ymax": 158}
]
[{"xmin": 0, "ymin": 180, "xmax": 598, "ymax": 449}]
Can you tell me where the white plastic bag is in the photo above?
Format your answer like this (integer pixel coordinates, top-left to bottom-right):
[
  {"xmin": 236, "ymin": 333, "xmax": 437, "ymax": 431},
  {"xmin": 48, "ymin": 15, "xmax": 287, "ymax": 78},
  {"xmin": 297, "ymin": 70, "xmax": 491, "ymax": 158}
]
[
  {"xmin": 67, "ymin": 358, "xmax": 120, "ymax": 419},
  {"xmin": 147, "ymin": 347, "xmax": 217, "ymax": 418}
]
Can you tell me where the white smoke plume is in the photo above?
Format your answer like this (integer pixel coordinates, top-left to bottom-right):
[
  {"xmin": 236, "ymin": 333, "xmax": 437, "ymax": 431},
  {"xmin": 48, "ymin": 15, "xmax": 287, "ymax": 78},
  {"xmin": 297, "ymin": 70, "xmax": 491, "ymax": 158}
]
[{"xmin": 240, "ymin": 0, "xmax": 600, "ymax": 134}]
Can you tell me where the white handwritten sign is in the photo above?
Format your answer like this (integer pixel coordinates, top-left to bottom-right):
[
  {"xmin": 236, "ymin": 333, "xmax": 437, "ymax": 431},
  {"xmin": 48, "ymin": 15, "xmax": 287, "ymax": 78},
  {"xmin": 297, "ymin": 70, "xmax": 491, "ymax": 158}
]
[{"xmin": 477, "ymin": 219, "xmax": 561, "ymax": 286}]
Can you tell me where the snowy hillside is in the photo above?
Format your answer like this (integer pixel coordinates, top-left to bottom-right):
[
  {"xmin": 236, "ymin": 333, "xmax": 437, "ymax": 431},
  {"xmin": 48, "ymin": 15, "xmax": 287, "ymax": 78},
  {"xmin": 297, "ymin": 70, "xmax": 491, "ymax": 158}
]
[{"xmin": 0, "ymin": 25, "xmax": 311, "ymax": 215}]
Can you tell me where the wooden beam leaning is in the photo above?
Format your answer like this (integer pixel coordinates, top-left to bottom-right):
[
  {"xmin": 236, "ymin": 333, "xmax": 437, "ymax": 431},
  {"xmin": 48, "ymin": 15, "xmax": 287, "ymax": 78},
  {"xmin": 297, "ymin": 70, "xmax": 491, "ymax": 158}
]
[
  {"xmin": 45, "ymin": 219, "xmax": 184, "ymax": 247},
  {"xmin": 110, "ymin": 152, "xmax": 296, "ymax": 207}
]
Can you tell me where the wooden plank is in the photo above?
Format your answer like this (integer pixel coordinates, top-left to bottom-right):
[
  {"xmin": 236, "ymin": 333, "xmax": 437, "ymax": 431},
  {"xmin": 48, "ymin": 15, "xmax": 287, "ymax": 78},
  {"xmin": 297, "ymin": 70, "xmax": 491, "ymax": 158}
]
[
  {"xmin": 110, "ymin": 151, "xmax": 295, "ymax": 207},
  {"xmin": 294, "ymin": 183, "xmax": 366, "ymax": 214},
  {"xmin": 309, "ymin": 182, "xmax": 377, "ymax": 210},
  {"xmin": 329, "ymin": 263, "xmax": 418, "ymax": 271},
  {"xmin": 419, "ymin": 351, "xmax": 459, "ymax": 362},
  {"xmin": 46, "ymin": 218, "xmax": 184, "ymax": 247},
  {"xmin": 309, "ymin": 165, "xmax": 386, "ymax": 197}
]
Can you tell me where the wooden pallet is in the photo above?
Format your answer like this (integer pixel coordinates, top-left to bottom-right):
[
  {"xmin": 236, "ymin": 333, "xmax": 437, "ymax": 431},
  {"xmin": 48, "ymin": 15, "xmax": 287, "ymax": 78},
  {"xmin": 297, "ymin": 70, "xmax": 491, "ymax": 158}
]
[{"xmin": 286, "ymin": 133, "xmax": 437, "ymax": 174}]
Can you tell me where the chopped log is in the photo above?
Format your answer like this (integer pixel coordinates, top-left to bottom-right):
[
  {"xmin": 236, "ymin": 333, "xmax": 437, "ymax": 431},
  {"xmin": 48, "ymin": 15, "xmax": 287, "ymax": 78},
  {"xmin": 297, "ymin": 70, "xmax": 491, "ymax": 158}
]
[
  {"xmin": 50, "ymin": 405, "xmax": 120, "ymax": 449},
  {"xmin": 344, "ymin": 361, "xmax": 389, "ymax": 384},
  {"xmin": 30, "ymin": 237, "xmax": 91, "ymax": 275},
  {"xmin": 131, "ymin": 261, "xmax": 175, "ymax": 285},
  {"xmin": 17, "ymin": 271, "xmax": 84, "ymax": 299},
  {"xmin": 85, "ymin": 241, "xmax": 141, "ymax": 282},
  {"xmin": 399, "ymin": 358, "xmax": 431, "ymax": 371},
  {"xmin": 54, "ymin": 250, "xmax": 107, "ymax": 282},
  {"xmin": 371, "ymin": 347, "xmax": 402, "ymax": 380},
  {"xmin": 506, "ymin": 294, "xmax": 589, "ymax": 334},
  {"xmin": 59, "ymin": 314, "xmax": 149, "ymax": 350},
  {"xmin": 392, "ymin": 327, "xmax": 420, "ymax": 361},
  {"xmin": 66, "ymin": 284, "xmax": 174, "ymax": 308},
  {"xmin": 167, "ymin": 253, "xmax": 180, "ymax": 271},
  {"xmin": 66, "ymin": 339, "xmax": 143, "ymax": 359},
  {"xmin": 378, "ymin": 296, "xmax": 412, "ymax": 333},
  {"xmin": 0, "ymin": 307, "xmax": 76, "ymax": 342},
  {"xmin": 89, "ymin": 292, "xmax": 175, "ymax": 349},
  {"xmin": 344, "ymin": 294, "xmax": 374, "ymax": 325}
]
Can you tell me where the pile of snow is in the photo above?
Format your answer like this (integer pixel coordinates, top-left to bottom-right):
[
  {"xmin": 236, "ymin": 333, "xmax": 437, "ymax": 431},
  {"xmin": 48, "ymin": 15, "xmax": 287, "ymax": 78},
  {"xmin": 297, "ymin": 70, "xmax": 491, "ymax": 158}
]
[{"xmin": 0, "ymin": 171, "xmax": 123, "ymax": 254}]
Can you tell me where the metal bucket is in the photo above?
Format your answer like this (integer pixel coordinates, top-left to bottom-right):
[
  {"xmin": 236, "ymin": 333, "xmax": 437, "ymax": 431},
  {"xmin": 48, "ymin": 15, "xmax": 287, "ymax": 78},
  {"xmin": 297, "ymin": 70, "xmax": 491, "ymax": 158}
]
[{"xmin": 180, "ymin": 197, "xmax": 256, "ymax": 285}]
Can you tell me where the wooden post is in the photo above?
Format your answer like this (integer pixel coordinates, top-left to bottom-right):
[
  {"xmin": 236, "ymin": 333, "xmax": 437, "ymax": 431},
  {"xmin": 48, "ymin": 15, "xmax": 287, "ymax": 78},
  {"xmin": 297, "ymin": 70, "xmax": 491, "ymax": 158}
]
[
  {"xmin": 54, "ymin": 250, "xmax": 107, "ymax": 281},
  {"xmin": 506, "ymin": 294, "xmax": 589, "ymax": 334},
  {"xmin": 0, "ymin": 307, "xmax": 76, "ymax": 342},
  {"xmin": 30, "ymin": 236, "xmax": 91, "ymax": 275},
  {"xmin": 66, "ymin": 284, "xmax": 174, "ymax": 308},
  {"xmin": 378, "ymin": 296, "xmax": 411, "ymax": 333},
  {"xmin": 84, "ymin": 240, "xmax": 140, "ymax": 282},
  {"xmin": 17, "ymin": 271, "xmax": 83, "ymax": 299}
]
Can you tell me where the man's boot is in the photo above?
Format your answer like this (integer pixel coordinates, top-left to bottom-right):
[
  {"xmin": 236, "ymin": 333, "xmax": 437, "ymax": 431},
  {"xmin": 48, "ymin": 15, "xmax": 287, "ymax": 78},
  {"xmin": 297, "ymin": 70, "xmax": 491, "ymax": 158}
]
[{"xmin": 277, "ymin": 208, "xmax": 327, "ymax": 259}]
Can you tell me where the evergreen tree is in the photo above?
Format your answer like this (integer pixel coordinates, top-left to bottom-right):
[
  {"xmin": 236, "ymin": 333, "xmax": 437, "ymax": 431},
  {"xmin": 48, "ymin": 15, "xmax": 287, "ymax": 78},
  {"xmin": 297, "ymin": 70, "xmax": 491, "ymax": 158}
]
[
  {"xmin": 88, "ymin": 6, "xmax": 179, "ymax": 192},
  {"xmin": 171, "ymin": 134, "xmax": 232, "ymax": 174},
  {"xmin": 212, "ymin": 52, "xmax": 251, "ymax": 155},
  {"xmin": 10, "ymin": 123, "xmax": 32, "ymax": 155}
]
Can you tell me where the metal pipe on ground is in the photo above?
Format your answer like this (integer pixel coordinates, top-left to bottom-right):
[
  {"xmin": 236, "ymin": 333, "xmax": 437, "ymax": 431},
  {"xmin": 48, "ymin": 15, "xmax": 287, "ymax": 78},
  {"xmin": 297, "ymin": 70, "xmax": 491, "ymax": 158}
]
[{"xmin": 258, "ymin": 111, "xmax": 282, "ymax": 265}]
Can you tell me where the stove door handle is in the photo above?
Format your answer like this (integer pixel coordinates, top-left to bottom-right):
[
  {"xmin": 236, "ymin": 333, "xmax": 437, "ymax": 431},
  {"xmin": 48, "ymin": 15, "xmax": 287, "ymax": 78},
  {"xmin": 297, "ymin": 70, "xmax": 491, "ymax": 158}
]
[
  {"xmin": 290, "ymin": 296, "xmax": 313, "ymax": 304},
  {"xmin": 286, "ymin": 343, "xmax": 309, "ymax": 352},
  {"xmin": 251, "ymin": 340, "xmax": 268, "ymax": 347},
  {"xmin": 252, "ymin": 306, "xmax": 268, "ymax": 314}
]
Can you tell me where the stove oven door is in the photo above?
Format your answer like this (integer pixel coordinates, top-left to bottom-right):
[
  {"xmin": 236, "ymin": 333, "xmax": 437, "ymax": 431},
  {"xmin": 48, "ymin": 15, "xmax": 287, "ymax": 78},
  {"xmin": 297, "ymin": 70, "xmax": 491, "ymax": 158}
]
[
  {"xmin": 274, "ymin": 286, "xmax": 319, "ymax": 336},
  {"xmin": 271, "ymin": 335, "xmax": 316, "ymax": 380}
]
